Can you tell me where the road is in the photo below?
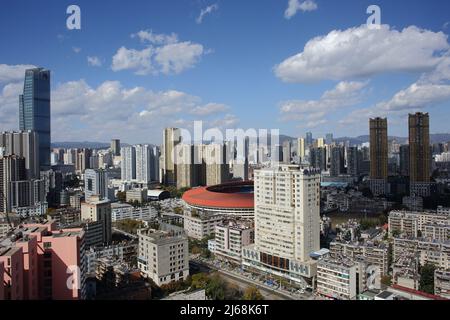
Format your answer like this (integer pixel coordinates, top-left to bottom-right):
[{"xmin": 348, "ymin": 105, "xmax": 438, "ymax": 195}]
[
  {"xmin": 217, "ymin": 269, "xmax": 291, "ymax": 300},
  {"xmin": 190, "ymin": 259, "xmax": 313, "ymax": 300}
]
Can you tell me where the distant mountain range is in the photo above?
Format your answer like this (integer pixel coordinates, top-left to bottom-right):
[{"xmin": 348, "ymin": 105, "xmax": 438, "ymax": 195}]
[
  {"xmin": 52, "ymin": 133, "xmax": 450, "ymax": 149},
  {"xmin": 278, "ymin": 134, "xmax": 450, "ymax": 145}
]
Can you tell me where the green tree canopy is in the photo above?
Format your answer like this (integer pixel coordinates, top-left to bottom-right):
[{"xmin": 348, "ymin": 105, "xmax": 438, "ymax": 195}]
[{"xmin": 243, "ymin": 286, "xmax": 264, "ymax": 300}]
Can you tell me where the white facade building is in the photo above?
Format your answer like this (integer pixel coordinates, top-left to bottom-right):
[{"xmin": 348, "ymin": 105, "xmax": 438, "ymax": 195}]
[
  {"xmin": 242, "ymin": 165, "xmax": 321, "ymax": 284},
  {"xmin": 111, "ymin": 202, "xmax": 157, "ymax": 222},
  {"xmin": 121, "ymin": 146, "xmax": 136, "ymax": 182},
  {"xmin": 138, "ymin": 224, "xmax": 189, "ymax": 286}
]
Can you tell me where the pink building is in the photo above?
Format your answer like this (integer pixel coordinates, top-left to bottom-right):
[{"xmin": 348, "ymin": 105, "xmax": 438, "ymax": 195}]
[
  {"xmin": 0, "ymin": 246, "xmax": 24, "ymax": 300},
  {"xmin": 0, "ymin": 221, "xmax": 86, "ymax": 300},
  {"xmin": 0, "ymin": 261, "xmax": 4, "ymax": 300}
]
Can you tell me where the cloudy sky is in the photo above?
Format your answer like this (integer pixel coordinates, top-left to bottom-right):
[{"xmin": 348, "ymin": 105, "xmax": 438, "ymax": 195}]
[{"xmin": 0, "ymin": 0, "xmax": 450, "ymax": 144}]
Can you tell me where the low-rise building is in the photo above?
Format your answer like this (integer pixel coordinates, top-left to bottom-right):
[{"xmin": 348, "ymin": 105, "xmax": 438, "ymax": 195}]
[
  {"xmin": 111, "ymin": 203, "xmax": 157, "ymax": 222},
  {"xmin": 137, "ymin": 223, "xmax": 189, "ymax": 286},
  {"xmin": 317, "ymin": 256, "xmax": 357, "ymax": 300},
  {"xmin": 393, "ymin": 237, "xmax": 450, "ymax": 270},
  {"xmin": 86, "ymin": 243, "xmax": 137, "ymax": 275},
  {"xmin": 388, "ymin": 210, "xmax": 450, "ymax": 237},
  {"xmin": 126, "ymin": 188, "xmax": 148, "ymax": 204},
  {"xmin": 329, "ymin": 241, "xmax": 389, "ymax": 275},
  {"xmin": 183, "ymin": 211, "xmax": 223, "ymax": 240},
  {"xmin": 163, "ymin": 289, "xmax": 206, "ymax": 300},
  {"xmin": 423, "ymin": 223, "xmax": 450, "ymax": 242},
  {"xmin": 434, "ymin": 269, "xmax": 450, "ymax": 299},
  {"xmin": 47, "ymin": 207, "xmax": 81, "ymax": 228},
  {"xmin": 214, "ymin": 220, "xmax": 254, "ymax": 264},
  {"xmin": 392, "ymin": 255, "xmax": 420, "ymax": 290}
]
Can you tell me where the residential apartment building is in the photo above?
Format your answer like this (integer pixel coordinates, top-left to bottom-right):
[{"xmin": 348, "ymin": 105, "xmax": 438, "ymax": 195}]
[
  {"xmin": 329, "ymin": 241, "xmax": 389, "ymax": 275},
  {"xmin": 137, "ymin": 224, "xmax": 189, "ymax": 286},
  {"xmin": 369, "ymin": 117, "xmax": 388, "ymax": 196},
  {"xmin": 242, "ymin": 165, "xmax": 321, "ymax": 285},
  {"xmin": 434, "ymin": 269, "xmax": 450, "ymax": 299},
  {"xmin": 126, "ymin": 188, "xmax": 148, "ymax": 204},
  {"xmin": 317, "ymin": 256, "xmax": 357, "ymax": 300},
  {"xmin": 0, "ymin": 130, "xmax": 39, "ymax": 179},
  {"xmin": 183, "ymin": 211, "xmax": 223, "ymax": 240},
  {"xmin": 393, "ymin": 237, "xmax": 450, "ymax": 270},
  {"xmin": 214, "ymin": 220, "xmax": 254, "ymax": 264},
  {"xmin": 81, "ymin": 195, "xmax": 112, "ymax": 247},
  {"xmin": 0, "ymin": 221, "xmax": 86, "ymax": 300},
  {"xmin": 84, "ymin": 168, "xmax": 109, "ymax": 200},
  {"xmin": 111, "ymin": 203, "xmax": 157, "ymax": 222},
  {"xmin": 388, "ymin": 210, "xmax": 450, "ymax": 238}
]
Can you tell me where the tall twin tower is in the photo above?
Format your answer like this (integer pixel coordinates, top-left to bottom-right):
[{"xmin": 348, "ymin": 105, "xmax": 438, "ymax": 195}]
[
  {"xmin": 19, "ymin": 68, "xmax": 51, "ymax": 170},
  {"xmin": 369, "ymin": 112, "xmax": 431, "ymax": 197}
]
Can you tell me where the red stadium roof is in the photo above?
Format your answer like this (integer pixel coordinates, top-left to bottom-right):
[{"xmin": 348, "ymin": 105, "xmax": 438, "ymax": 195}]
[{"xmin": 182, "ymin": 181, "xmax": 254, "ymax": 209}]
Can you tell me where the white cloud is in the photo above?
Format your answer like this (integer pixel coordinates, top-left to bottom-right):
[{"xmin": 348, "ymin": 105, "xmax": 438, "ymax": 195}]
[
  {"xmin": 340, "ymin": 56, "xmax": 450, "ymax": 126},
  {"xmin": 87, "ymin": 56, "xmax": 102, "ymax": 67},
  {"xmin": 190, "ymin": 103, "xmax": 229, "ymax": 116},
  {"xmin": 131, "ymin": 30, "xmax": 178, "ymax": 45},
  {"xmin": 279, "ymin": 81, "xmax": 368, "ymax": 122},
  {"xmin": 111, "ymin": 47, "xmax": 154, "ymax": 75},
  {"xmin": 0, "ymin": 82, "xmax": 23, "ymax": 130},
  {"xmin": 0, "ymin": 64, "xmax": 35, "ymax": 83},
  {"xmin": 72, "ymin": 47, "xmax": 81, "ymax": 54},
  {"xmin": 209, "ymin": 114, "xmax": 240, "ymax": 129},
  {"xmin": 377, "ymin": 83, "xmax": 450, "ymax": 112},
  {"xmin": 284, "ymin": 0, "xmax": 317, "ymax": 19},
  {"xmin": 112, "ymin": 31, "xmax": 205, "ymax": 75},
  {"xmin": 49, "ymin": 80, "xmax": 233, "ymax": 142},
  {"xmin": 274, "ymin": 25, "xmax": 450, "ymax": 83},
  {"xmin": 155, "ymin": 42, "xmax": 204, "ymax": 75},
  {"xmin": 196, "ymin": 4, "xmax": 219, "ymax": 24}
]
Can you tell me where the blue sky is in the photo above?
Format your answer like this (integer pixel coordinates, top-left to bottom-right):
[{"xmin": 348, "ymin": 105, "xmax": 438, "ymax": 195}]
[{"xmin": 0, "ymin": 0, "xmax": 450, "ymax": 144}]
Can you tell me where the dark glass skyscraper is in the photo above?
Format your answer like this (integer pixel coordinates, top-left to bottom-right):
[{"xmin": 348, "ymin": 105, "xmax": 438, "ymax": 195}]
[{"xmin": 19, "ymin": 68, "xmax": 51, "ymax": 169}]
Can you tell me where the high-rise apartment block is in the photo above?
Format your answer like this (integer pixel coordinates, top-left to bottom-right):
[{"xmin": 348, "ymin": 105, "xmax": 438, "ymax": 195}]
[
  {"xmin": 369, "ymin": 118, "xmax": 388, "ymax": 196},
  {"xmin": 121, "ymin": 146, "xmax": 136, "ymax": 182},
  {"xmin": 84, "ymin": 168, "xmax": 109, "ymax": 200},
  {"xmin": 0, "ymin": 155, "xmax": 26, "ymax": 213},
  {"xmin": 111, "ymin": 139, "xmax": 120, "ymax": 156},
  {"xmin": 0, "ymin": 131, "xmax": 39, "ymax": 179},
  {"xmin": 409, "ymin": 113, "xmax": 431, "ymax": 196},
  {"xmin": 242, "ymin": 165, "xmax": 321, "ymax": 285},
  {"xmin": 135, "ymin": 144, "xmax": 159, "ymax": 184},
  {"xmin": 162, "ymin": 128, "xmax": 181, "ymax": 186}
]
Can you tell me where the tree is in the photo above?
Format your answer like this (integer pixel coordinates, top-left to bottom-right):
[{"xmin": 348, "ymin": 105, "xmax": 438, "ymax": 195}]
[
  {"xmin": 206, "ymin": 275, "xmax": 226, "ymax": 300},
  {"xmin": 191, "ymin": 273, "xmax": 209, "ymax": 289},
  {"xmin": 116, "ymin": 191, "xmax": 126, "ymax": 203},
  {"xmin": 381, "ymin": 275, "xmax": 392, "ymax": 287},
  {"xmin": 243, "ymin": 286, "xmax": 264, "ymax": 300},
  {"xmin": 419, "ymin": 263, "xmax": 436, "ymax": 294}
]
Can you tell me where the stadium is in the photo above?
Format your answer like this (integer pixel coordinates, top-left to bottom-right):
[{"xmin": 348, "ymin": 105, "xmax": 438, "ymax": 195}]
[{"xmin": 182, "ymin": 181, "xmax": 254, "ymax": 218}]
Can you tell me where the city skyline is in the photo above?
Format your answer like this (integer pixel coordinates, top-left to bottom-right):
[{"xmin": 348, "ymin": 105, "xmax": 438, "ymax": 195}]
[{"xmin": 1, "ymin": 0, "xmax": 450, "ymax": 144}]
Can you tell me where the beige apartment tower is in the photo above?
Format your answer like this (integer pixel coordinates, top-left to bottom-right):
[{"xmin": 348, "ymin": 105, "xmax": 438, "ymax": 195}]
[
  {"xmin": 162, "ymin": 128, "xmax": 181, "ymax": 186},
  {"xmin": 242, "ymin": 165, "xmax": 321, "ymax": 285},
  {"xmin": 409, "ymin": 113, "xmax": 431, "ymax": 196},
  {"xmin": 369, "ymin": 118, "xmax": 388, "ymax": 195}
]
